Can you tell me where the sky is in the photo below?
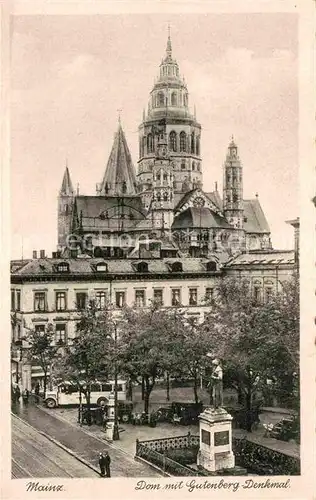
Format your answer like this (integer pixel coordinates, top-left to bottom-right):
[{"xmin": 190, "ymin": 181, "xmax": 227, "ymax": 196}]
[{"xmin": 10, "ymin": 13, "xmax": 298, "ymax": 259}]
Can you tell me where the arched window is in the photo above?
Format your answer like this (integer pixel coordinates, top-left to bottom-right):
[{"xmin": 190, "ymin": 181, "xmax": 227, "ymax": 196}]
[
  {"xmin": 137, "ymin": 261, "xmax": 148, "ymax": 273},
  {"xmin": 191, "ymin": 133, "xmax": 195, "ymax": 154},
  {"xmin": 183, "ymin": 94, "xmax": 188, "ymax": 106},
  {"xmin": 163, "ymin": 192, "xmax": 168, "ymax": 201},
  {"xmin": 197, "ymin": 163, "xmax": 200, "ymax": 172},
  {"xmin": 192, "ymin": 161, "xmax": 196, "ymax": 171},
  {"xmin": 206, "ymin": 261, "xmax": 217, "ymax": 272},
  {"xmin": 157, "ymin": 192, "xmax": 161, "ymax": 201},
  {"xmin": 147, "ymin": 133, "xmax": 153, "ymax": 153},
  {"xmin": 169, "ymin": 131, "xmax": 177, "ymax": 152},
  {"xmin": 181, "ymin": 160, "xmax": 186, "ymax": 170},
  {"xmin": 163, "ymin": 173, "xmax": 168, "ymax": 181},
  {"xmin": 196, "ymin": 136, "xmax": 200, "ymax": 155},
  {"xmin": 180, "ymin": 131, "xmax": 187, "ymax": 152},
  {"xmin": 171, "ymin": 92, "xmax": 177, "ymax": 106},
  {"xmin": 158, "ymin": 92, "xmax": 165, "ymax": 107}
]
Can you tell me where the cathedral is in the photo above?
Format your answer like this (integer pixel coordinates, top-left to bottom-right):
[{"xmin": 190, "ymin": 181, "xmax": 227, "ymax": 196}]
[{"xmin": 58, "ymin": 33, "xmax": 271, "ymax": 262}]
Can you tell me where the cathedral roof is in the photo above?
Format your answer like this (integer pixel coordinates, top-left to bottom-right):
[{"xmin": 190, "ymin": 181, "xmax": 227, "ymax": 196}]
[
  {"xmin": 99, "ymin": 124, "xmax": 137, "ymax": 196},
  {"xmin": 172, "ymin": 207, "xmax": 232, "ymax": 230},
  {"xmin": 60, "ymin": 166, "xmax": 74, "ymax": 196},
  {"xmin": 74, "ymin": 195, "xmax": 146, "ymax": 231},
  {"xmin": 243, "ymin": 199, "xmax": 270, "ymax": 234}
]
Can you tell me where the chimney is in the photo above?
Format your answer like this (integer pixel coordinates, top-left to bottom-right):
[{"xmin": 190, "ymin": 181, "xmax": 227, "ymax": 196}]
[
  {"xmin": 40, "ymin": 249, "xmax": 45, "ymax": 259},
  {"xmin": 32, "ymin": 250, "xmax": 37, "ymax": 259}
]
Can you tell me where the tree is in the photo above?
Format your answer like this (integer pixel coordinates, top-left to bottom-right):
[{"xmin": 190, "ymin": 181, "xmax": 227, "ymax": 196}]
[
  {"xmin": 204, "ymin": 275, "xmax": 299, "ymax": 430},
  {"xmin": 27, "ymin": 323, "xmax": 58, "ymax": 396},
  {"xmin": 55, "ymin": 300, "xmax": 115, "ymax": 421},
  {"xmin": 119, "ymin": 303, "xmax": 177, "ymax": 414},
  {"xmin": 169, "ymin": 315, "xmax": 214, "ymax": 404}
]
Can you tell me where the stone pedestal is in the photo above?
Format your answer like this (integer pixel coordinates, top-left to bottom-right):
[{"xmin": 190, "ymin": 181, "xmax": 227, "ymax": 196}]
[
  {"xmin": 105, "ymin": 392, "xmax": 115, "ymax": 441},
  {"xmin": 197, "ymin": 407, "xmax": 235, "ymax": 472}
]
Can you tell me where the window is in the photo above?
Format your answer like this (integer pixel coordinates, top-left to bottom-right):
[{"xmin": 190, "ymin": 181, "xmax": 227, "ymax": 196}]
[
  {"xmin": 153, "ymin": 289, "xmax": 163, "ymax": 306},
  {"xmin": 11, "ymin": 290, "xmax": 15, "ymax": 311},
  {"xmin": 147, "ymin": 133, "xmax": 154, "ymax": 153},
  {"xmin": 16, "ymin": 290, "xmax": 21, "ymax": 311},
  {"xmin": 56, "ymin": 324, "xmax": 66, "ymax": 344},
  {"xmin": 116, "ymin": 291, "xmax": 126, "ymax": 308},
  {"xmin": 192, "ymin": 161, "xmax": 196, "ymax": 171},
  {"xmin": 158, "ymin": 92, "xmax": 165, "ymax": 107},
  {"xmin": 34, "ymin": 292, "xmax": 46, "ymax": 312},
  {"xmin": 181, "ymin": 160, "xmax": 186, "ymax": 170},
  {"xmin": 55, "ymin": 291, "xmax": 67, "ymax": 311},
  {"xmin": 169, "ymin": 131, "xmax": 177, "ymax": 152},
  {"xmin": 206, "ymin": 261, "xmax": 217, "ymax": 272},
  {"xmin": 135, "ymin": 290, "xmax": 145, "ymax": 307},
  {"xmin": 205, "ymin": 287, "xmax": 214, "ymax": 303},
  {"xmin": 171, "ymin": 92, "xmax": 177, "ymax": 106},
  {"xmin": 96, "ymin": 291, "xmax": 107, "ymax": 310},
  {"xmin": 179, "ymin": 131, "xmax": 187, "ymax": 152},
  {"xmin": 137, "ymin": 261, "xmax": 148, "ymax": 273},
  {"xmin": 191, "ymin": 133, "xmax": 195, "ymax": 154},
  {"xmin": 171, "ymin": 289, "xmax": 181, "ymax": 306},
  {"xmin": 57, "ymin": 262, "xmax": 69, "ymax": 273},
  {"xmin": 17, "ymin": 324, "xmax": 21, "ymax": 340},
  {"xmin": 253, "ymin": 286, "xmax": 262, "ymax": 304},
  {"xmin": 96, "ymin": 262, "xmax": 108, "ymax": 272},
  {"xmin": 265, "ymin": 287, "xmax": 273, "ymax": 303},
  {"xmin": 189, "ymin": 288, "xmax": 198, "ymax": 306},
  {"xmin": 170, "ymin": 262, "xmax": 183, "ymax": 273},
  {"xmin": 35, "ymin": 324, "xmax": 45, "ymax": 335},
  {"xmin": 76, "ymin": 292, "xmax": 87, "ymax": 310},
  {"xmin": 196, "ymin": 136, "xmax": 200, "ymax": 155}
]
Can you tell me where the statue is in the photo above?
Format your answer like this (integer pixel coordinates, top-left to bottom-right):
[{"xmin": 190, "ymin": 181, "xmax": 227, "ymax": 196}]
[{"xmin": 206, "ymin": 355, "xmax": 223, "ymax": 409}]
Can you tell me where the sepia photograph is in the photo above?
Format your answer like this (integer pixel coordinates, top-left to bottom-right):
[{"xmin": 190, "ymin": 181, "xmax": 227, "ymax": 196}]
[{"xmin": 6, "ymin": 4, "xmax": 310, "ymax": 493}]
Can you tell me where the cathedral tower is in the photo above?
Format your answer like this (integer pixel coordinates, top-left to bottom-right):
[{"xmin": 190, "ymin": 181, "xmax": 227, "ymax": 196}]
[
  {"xmin": 58, "ymin": 165, "xmax": 75, "ymax": 249},
  {"xmin": 150, "ymin": 133, "xmax": 174, "ymax": 231},
  {"xmin": 223, "ymin": 138, "xmax": 244, "ymax": 229},
  {"xmin": 137, "ymin": 30, "xmax": 202, "ymax": 197}
]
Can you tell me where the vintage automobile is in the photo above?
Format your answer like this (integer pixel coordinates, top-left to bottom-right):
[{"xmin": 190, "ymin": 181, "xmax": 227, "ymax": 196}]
[
  {"xmin": 170, "ymin": 401, "xmax": 203, "ymax": 425},
  {"xmin": 131, "ymin": 411, "xmax": 157, "ymax": 427}
]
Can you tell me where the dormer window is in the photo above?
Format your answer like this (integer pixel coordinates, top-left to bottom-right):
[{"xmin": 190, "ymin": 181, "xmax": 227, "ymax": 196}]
[
  {"xmin": 136, "ymin": 262, "xmax": 148, "ymax": 273},
  {"xmin": 95, "ymin": 262, "xmax": 108, "ymax": 273},
  {"xmin": 57, "ymin": 262, "xmax": 69, "ymax": 273},
  {"xmin": 206, "ymin": 261, "xmax": 217, "ymax": 272},
  {"xmin": 170, "ymin": 262, "xmax": 183, "ymax": 273}
]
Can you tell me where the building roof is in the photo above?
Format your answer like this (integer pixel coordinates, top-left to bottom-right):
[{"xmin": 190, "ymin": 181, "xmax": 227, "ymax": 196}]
[
  {"xmin": 11, "ymin": 257, "xmax": 222, "ymax": 279},
  {"xmin": 98, "ymin": 124, "xmax": 137, "ymax": 196},
  {"xmin": 225, "ymin": 250, "xmax": 295, "ymax": 267},
  {"xmin": 243, "ymin": 199, "xmax": 270, "ymax": 234},
  {"xmin": 172, "ymin": 207, "xmax": 232, "ymax": 230},
  {"xmin": 60, "ymin": 166, "xmax": 74, "ymax": 196}
]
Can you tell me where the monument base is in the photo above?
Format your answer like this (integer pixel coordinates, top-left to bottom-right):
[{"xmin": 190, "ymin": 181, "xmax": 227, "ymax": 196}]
[{"xmin": 198, "ymin": 407, "xmax": 235, "ymax": 472}]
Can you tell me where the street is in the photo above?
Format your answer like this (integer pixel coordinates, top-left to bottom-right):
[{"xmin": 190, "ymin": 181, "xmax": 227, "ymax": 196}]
[
  {"xmin": 12, "ymin": 414, "xmax": 97, "ymax": 478},
  {"xmin": 11, "ymin": 400, "xmax": 161, "ymax": 477}
]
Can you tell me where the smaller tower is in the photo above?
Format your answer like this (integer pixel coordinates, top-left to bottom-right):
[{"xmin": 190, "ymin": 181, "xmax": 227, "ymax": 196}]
[
  {"xmin": 223, "ymin": 137, "xmax": 244, "ymax": 229},
  {"xmin": 58, "ymin": 165, "xmax": 75, "ymax": 249},
  {"xmin": 151, "ymin": 133, "xmax": 174, "ymax": 232}
]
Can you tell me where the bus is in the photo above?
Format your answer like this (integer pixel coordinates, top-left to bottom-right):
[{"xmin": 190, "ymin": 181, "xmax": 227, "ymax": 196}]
[{"xmin": 44, "ymin": 380, "xmax": 127, "ymax": 408}]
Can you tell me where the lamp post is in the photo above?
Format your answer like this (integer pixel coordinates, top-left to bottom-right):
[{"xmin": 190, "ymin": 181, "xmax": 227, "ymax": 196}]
[{"xmin": 106, "ymin": 320, "xmax": 120, "ymax": 441}]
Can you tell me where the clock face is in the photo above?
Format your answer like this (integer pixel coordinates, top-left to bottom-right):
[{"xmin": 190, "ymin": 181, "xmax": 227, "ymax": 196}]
[{"xmin": 193, "ymin": 196, "xmax": 205, "ymax": 208}]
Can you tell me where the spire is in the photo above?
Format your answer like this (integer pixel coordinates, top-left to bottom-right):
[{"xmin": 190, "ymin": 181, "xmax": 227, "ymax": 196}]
[
  {"xmin": 99, "ymin": 123, "xmax": 137, "ymax": 196},
  {"xmin": 166, "ymin": 23, "xmax": 172, "ymax": 58},
  {"xmin": 59, "ymin": 164, "xmax": 74, "ymax": 196}
]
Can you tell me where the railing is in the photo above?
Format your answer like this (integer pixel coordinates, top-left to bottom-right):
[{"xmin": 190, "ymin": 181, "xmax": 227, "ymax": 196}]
[
  {"xmin": 232, "ymin": 437, "xmax": 300, "ymax": 475},
  {"xmin": 136, "ymin": 432, "xmax": 199, "ymax": 453},
  {"xmin": 136, "ymin": 443, "xmax": 196, "ymax": 476}
]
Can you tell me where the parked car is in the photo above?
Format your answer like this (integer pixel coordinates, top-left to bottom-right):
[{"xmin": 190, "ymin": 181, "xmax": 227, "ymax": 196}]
[
  {"xmin": 131, "ymin": 411, "xmax": 157, "ymax": 427},
  {"xmin": 155, "ymin": 406, "xmax": 174, "ymax": 423},
  {"xmin": 117, "ymin": 401, "xmax": 134, "ymax": 423},
  {"xmin": 270, "ymin": 415, "xmax": 300, "ymax": 442},
  {"xmin": 170, "ymin": 401, "xmax": 203, "ymax": 425}
]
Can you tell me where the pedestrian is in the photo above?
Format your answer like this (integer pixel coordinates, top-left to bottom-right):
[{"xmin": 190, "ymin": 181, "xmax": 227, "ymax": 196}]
[
  {"xmin": 34, "ymin": 382, "xmax": 40, "ymax": 403},
  {"xmin": 15, "ymin": 384, "xmax": 21, "ymax": 402},
  {"xmin": 22, "ymin": 388, "xmax": 29, "ymax": 403},
  {"xmin": 98, "ymin": 452, "xmax": 106, "ymax": 477},
  {"xmin": 104, "ymin": 451, "xmax": 111, "ymax": 478}
]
